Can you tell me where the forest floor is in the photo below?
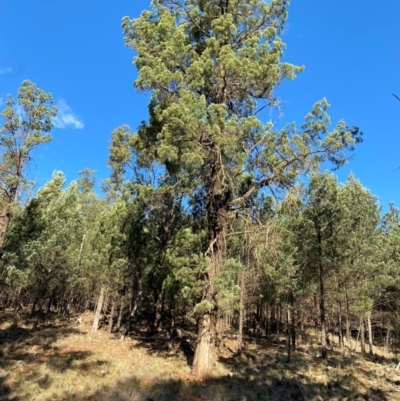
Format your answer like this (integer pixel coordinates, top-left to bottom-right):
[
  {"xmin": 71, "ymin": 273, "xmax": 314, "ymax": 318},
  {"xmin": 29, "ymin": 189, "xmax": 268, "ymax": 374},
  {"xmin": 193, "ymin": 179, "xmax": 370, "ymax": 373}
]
[{"xmin": 1, "ymin": 310, "xmax": 400, "ymax": 401}]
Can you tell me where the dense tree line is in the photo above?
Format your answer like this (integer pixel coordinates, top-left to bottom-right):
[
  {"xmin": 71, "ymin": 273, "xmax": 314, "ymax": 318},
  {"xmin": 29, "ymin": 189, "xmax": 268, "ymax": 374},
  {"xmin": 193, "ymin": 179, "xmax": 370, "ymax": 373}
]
[{"xmin": 1, "ymin": 0, "xmax": 400, "ymax": 378}]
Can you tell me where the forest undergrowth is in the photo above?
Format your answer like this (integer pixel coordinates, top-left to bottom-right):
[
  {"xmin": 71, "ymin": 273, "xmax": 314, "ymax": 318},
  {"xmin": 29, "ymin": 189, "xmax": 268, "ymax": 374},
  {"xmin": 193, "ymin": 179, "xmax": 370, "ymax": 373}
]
[{"xmin": 1, "ymin": 310, "xmax": 400, "ymax": 401}]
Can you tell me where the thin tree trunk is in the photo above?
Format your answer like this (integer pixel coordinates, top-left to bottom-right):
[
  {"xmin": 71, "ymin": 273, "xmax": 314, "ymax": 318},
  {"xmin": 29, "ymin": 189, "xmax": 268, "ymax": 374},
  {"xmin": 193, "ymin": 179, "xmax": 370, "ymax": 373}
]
[
  {"xmin": 77, "ymin": 233, "xmax": 85, "ymax": 269},
  {"xmin": 46, "ymin": 296, "xmax": 53, "ymax": 315},
  {"xmin": 338, "ymin": 302, "xmax": 344, "ymax": 349},
  {"xmin": 290, "ymin": 296, "xmax": 296, "ymax": 351},
  {"xmin": 31, "ymin": 300, "xmax": 37, "ymax": 317},
  {"xmin": 354, "ymin": 323, "xmax": 360, "ymax": 352},
  {"xmin": 151, "ymin": 291, "xmax": 164, "ymax": 332},
  {"xmin": 320, "ymin": 271, "xmax": 327, "ymax": 360},
  {"xmin": 92, "ymin": 286, "xmax": 105, "ymax": 332},
  {"xmin": 345, "ymin": 290, "xmax": 351, "ymax": 347},
  {"xmin": 367, "ymin": 313, "xmax": 373, "ymax": 355},
  {"xmin": 360, "ymin": 316, "xmax": 366, "ymax": 355},
  {"xmin": 237, "ymin": 272, "xmax": 244, "ymax": 353},
  {"xmin": 216, "ymin": 315, "xmax": 224, "ymax": 351},
  {"xmin": 286, "ymin": 307, "xmax": 291, "ymax": 363},
  {"xmin": 314, "ymin": 295, "xmax": 319, "ymax": 341},
  {"xmin": 385, "ymin": 327, "xmax": 391, "ymax": 350},
  {"xmin": 12, "ymin": 292, "xmax": 21, "ymax": 328},
  {"xmin": 276, "ymin": 304, "xmax": 280, "ymax": 347},
  {"xmin": 84, "ymin": 296, "xmax": 90, "ymax": 311},
  {"xmin": 108, "ymin": 298, "xmax": 116, "ymax": 334},
  {"xmin": 103, "ymin": 290, "xmax": 109, "ymax": 315},
  {"xmin": 121, "ymin": 287, "xmax": 142, "ymax": 340},
  {"xmin": 116, "ymin": 298, "xmax": 124, "ymax": 331},
  {"xmin": 298, "ymin": 308, "xmax": 304, "ymax": 344}
]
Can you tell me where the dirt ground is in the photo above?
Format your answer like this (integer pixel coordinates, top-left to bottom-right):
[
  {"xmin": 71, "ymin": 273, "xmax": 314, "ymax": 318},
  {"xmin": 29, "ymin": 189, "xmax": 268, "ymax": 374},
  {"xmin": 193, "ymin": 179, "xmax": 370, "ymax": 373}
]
[{"xmin": 1, "ymin": 310, "xmax": 400, "ymax": 401}]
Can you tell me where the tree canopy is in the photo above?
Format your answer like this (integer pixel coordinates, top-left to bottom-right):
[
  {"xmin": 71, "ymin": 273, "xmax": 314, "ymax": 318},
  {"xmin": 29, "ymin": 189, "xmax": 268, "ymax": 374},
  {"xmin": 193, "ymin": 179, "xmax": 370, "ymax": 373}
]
[{"xmin": 2, "ymin": 0, "xmax": 400, "ymax": 383}]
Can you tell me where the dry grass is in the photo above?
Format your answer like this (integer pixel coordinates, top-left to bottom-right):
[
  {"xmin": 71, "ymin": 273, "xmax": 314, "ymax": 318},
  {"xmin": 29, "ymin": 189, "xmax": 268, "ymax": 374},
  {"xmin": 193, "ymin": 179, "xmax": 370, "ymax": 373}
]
[{"xmin": 0, "ymin": 310, "xmax": 400, "ymax": 401}]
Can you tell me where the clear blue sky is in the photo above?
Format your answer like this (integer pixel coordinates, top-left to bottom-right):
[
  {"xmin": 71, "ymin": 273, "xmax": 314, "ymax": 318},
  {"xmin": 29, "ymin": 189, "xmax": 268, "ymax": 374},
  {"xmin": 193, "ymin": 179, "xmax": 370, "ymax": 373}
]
[{"xmin": 1, "ymin": 0, "xmax": 400, "ymax": 209}]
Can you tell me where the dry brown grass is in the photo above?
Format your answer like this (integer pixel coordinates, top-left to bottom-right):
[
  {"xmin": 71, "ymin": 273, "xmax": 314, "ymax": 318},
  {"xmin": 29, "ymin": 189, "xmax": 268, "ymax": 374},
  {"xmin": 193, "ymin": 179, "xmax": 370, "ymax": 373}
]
[{"xmin": 1, "ymin": 310, "xmax": 399, "ymax": 401}]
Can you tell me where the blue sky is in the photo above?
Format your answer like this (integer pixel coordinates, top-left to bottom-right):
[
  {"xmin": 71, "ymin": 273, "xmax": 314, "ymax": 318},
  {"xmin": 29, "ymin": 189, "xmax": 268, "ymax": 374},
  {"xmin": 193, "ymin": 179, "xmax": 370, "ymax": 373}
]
[{"xmin": 1, "ymin": 0, "xmax": 400, "ymax": 210}]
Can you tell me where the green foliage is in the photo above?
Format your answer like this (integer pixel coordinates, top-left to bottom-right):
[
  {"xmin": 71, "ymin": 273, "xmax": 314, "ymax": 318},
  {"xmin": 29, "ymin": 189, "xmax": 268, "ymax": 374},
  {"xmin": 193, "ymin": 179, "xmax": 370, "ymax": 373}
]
[
  {"xmin": 214, "ymin": 258, "xmax": 242, "ymax": 315},
  {"xmin": 350, "ymin": 296, "xmax": 374, "ymax": 316},
  {"xmin": 2, "ymin": 172, "xmax": 84, "ymax": 298},
  {"xmin": 4, "ymin": 4, "xmax": 400, "ymax": 374},
  {"xmin": 123, "ymin": 0, "xmax": 361, "ymax": 214},
  {"xmin": 119, "ymin": 4, "xmax": 362, "ymax": 356},
  {"xmin": 86, "ymin": 199, "xmax": 130, "ymax": 289},
  {"xmin": 165, "ymin": 228, "xmax": 207, "ymax": 305},
  {"xmin": 194, "ymin": 299, "xmax": 215, "ymax": 314},
  {"xmin": 77, "ymin": 168, "xmax": 96, "ymax": 194},
  {"xmin": 0, "ymin": 80, "xmax": 57, "ymax": 200}
]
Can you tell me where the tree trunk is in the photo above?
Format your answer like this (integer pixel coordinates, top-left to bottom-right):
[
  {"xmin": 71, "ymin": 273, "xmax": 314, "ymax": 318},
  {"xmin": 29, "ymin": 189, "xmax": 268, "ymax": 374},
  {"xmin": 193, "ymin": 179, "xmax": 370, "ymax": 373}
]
[
  {"xmin": 298, "ymin": 308, "xmax": 304, "ymax": 344},
  {"xmin": 46, "ymin": 296, "xmax": 53, "ymax": 315},
  {"xmin": 286, "ymin": 307, "xmax": 291, "ymax": 363},
  {"xmin": 0, "ymin": 204, "xmax": 12, "ymax": 248},
  {"xmin": 276, "ymin": 304, "xmax": 280, "ymax": 347},
  {"xmin": 121, "ymin": 287, "xmax": 142, "ymax": 340},
  {"xmin": 103, "ymin": 290, "xmax": 109, "ymax": 315},
  {"xmin": 12, "ymin": 292, "xmax": 21, "ymax": 328},
  {"xmin": 345, "ymin": 290, "xmax": 351, "ymax": 348},
  {"xmin": 367, "ymin": 313, "xmax": 373, "ymax": 355},
  {"xmin": 360, "ymin": 316, "xmax": 366, "ymax": 355},
  {"xmin": 314, "ymin": 295, "xmax": 319, "ymax": 340},
  {"xmin": 77, "ymin": 233, "xmax": 85, "ymax": 269},
  {"xmin": 338, "ymin": 302, "xmax": 344, "ymax": 349},
  {"xmin": 316, "ymin": 223, "xmax": 327, "ymax": 360},
  {"xmin": 345, "ymin": 312, "xmax": 351, "ymax": 348},
  {"xmin": 108, "ymin": 298, "xmax": 116, "ymax": 334},
  {"xmin": 0, "ymin": 184, "xmax": 18, "ymax": 248},
  {"xmin": 31, "ymin": 299, "xmax": 37, "ymax": 317},
  {"xmin": 385, "ymin": 327, "xmax": 391, "ymax": 350},
  {"xmin": 320, "ymin": 271, "xmax": 327, "ymax": 360},
  {"xmin": 191, "ymin": 166, "xmax": 227, "ymax": 377},
  {"xmin": 354, "ymin": 323, "xmax": 360, "ymax": 352},
  {"xmin": 192, "ymin": 313, "xmax": 215, "ymax": 377},
  {"xmin": 190, "ymin": 139, "xmax": 238, "ymax": 376},
  {"xmin": 237, "ymin": 272, "xmax": 244, "ymax": 353},
  {"xmin": 265, "ymin": 304, "xmax": 270, "ymax": 338},
  {"xmin": 92, "ymin": 286, "xmax": 105, "ymax": 332},
  {"xmin": 116, "ymin": 298, "xmax": 124, "ymax": 331},
  {"xmin": 216, "ymin": 315, "xmax": 224, "ymax": 351},
  {"xmin": 151, "ymin": 290, "xmax": 163, "ymax": 332},
  {"xmin": 290, "ymin": 296, "xmax": 296, "ymax": 351}
]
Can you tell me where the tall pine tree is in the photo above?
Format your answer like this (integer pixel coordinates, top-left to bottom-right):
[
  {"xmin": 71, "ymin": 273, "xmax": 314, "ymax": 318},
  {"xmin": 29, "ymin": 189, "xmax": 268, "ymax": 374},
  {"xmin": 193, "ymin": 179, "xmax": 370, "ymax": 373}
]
[{"xmin": 122, "ymin": 0, "xmax": 361, "ymax": 376}]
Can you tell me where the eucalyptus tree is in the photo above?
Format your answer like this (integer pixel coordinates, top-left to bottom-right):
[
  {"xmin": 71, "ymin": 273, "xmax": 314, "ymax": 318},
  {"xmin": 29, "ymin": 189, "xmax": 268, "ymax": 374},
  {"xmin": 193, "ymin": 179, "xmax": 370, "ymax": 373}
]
[
  {"xmin": 122, "ymin": 0, "xmax": 361, "ymax": 376},
  {"xmin": 0, "ymin": 81, "xmax": 57, "ymax": 247}
]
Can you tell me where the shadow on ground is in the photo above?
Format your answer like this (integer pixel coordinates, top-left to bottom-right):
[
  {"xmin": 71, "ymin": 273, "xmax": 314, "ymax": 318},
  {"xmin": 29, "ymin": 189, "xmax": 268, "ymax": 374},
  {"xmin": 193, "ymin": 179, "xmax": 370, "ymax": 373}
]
[
  {"xmin": 127, "ymin": 325, "xmax": 196, "ymax": 367},
  {"xmin": 0, "ymin": 310, "xmax": 397, "ymax": 401},
  {"xmin": 0, "ymin": 311, "xmax": 97, "ymax": 400},
  {"xmin": 35, "ymin": 370, "xmax": 391, "ymax": 401},
  {"xmin": 27, "ymin": 344, "xmax": 393, "ymax": 401}
]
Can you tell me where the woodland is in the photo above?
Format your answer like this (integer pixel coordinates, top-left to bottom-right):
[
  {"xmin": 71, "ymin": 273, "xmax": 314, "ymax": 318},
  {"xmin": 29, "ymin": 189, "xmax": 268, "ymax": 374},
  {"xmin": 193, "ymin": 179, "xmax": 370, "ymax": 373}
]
[{"xmin": 1, "ymin": 1, "xmax": 400, "ymax": 400}]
